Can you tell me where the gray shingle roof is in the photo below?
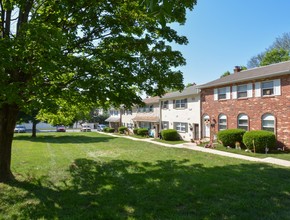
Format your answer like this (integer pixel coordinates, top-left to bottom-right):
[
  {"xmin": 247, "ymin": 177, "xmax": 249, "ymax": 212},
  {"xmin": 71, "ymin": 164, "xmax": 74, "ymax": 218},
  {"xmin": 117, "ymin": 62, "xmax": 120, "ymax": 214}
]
[
  {"xmin": 159, "ymin": 85, "xmax": 199, "ymax": 100},
  {"xmin": 197, "ymin": 61, "xmax": 290, "ymax": 89}
]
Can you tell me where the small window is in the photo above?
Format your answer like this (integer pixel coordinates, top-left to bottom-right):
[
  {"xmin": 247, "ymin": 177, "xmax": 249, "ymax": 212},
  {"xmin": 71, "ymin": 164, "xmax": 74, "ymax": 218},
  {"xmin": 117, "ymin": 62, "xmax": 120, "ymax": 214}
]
[
  {"xmin": 174, "ymin": 122, "xmax": 188, "ymax": 132},
  {"xmin": 218, "ymin": 87, "xmax": 227, "ymax": 100},
  {"xmin": 162, "ymin": 121, "xmax": 169, "ymax": 130},
  {"xmin": 149, "ymin": 105, "xmax": 153, "ymax": 112},
  {"xmin": 237, "ymin": 114, "xmax": 249, "ymax": 131},
  {"xmin": 218, "ymin": 114, "xmax": 227, "ymax": 131},
  {"xmin": 262, "ymin": 113, "xmax": 275, "ymax": 132},
  {"xmin": 162, "ymin": 100, "xmax": 169, "ymax": 109},
  {"xmin": 237, "ymin": 84, "xmax": 248, "ymax": 98},
  {"xmin": 175, "ymin": 99, "xmax": 187, "ymax": 109},
  {"xmin": 262, "ymin": 81, "xmax": 274, "ymax": 96}
]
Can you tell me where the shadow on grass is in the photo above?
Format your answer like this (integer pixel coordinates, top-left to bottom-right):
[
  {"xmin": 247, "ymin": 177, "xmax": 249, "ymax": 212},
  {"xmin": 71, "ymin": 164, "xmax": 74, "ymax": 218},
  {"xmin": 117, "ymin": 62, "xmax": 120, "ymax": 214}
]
[
  {"xmin": 13, "ymin": 134, "xmax": 116, "ymax": 144},
  {"xmin": 4, "ymin": 159, "xmax": 290, "ymax": 219}
]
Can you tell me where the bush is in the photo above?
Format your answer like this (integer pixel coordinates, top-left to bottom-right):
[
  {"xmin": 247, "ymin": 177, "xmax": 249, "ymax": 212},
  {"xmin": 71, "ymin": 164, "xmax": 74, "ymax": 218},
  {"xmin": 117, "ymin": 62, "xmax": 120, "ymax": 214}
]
[
  {"xmin": 217, "ymin": 129, "xmax": 246, "ymax": 148},
  {"xmin": 103, "ymin": 127, "xmax": 109, "ymax": 132},
  {"xmin": 243, "ymin": 130, "xmax": 276, "ymax": 153},
  {"xmin": 108, "ymin": 128, "xmax": 115, "ymax": 133},
  {"xmin": 161, "ymin": 129, "xmax": 180, "ymax": 141},
  {"xmin": 118, "ymin": 126, "xmax": 128, "ymax": 134},
  {"xmin": 137, "ymin": 128, "xmax": 149, "ymax": 136},
  {"xmin": 133, "ymin": 128, "xmax": 138, "ymax": 135}
]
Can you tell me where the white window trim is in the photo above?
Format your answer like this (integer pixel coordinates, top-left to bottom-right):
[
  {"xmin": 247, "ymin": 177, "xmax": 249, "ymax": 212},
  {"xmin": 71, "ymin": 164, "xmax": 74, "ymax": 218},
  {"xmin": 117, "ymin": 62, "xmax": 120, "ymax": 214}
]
[
  {"xmin": 255, "ymin": 79, "xmax": 281, "ymax": 97},
  {"xmin": 214, "ymin": 87, "xmax": 230, "ymax": 100}
]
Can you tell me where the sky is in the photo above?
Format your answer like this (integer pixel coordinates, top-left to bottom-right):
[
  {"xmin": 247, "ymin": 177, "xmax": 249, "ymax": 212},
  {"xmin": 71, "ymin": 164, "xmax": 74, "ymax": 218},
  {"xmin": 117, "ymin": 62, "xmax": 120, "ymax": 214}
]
[{"xmin": 171, "ymin": 0, "xmax": 290, "ymax": 85}]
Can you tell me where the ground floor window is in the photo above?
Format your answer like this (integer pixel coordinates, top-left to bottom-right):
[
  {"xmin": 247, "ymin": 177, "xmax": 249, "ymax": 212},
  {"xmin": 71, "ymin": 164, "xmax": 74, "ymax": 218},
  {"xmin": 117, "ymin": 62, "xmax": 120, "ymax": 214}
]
[
  {"xmin": 238, "ymin": 114, "xmax": 249, "ymax": 130},
  {"xmin": 161, "ymin": 121, "xmax": 169, "ymax": 130},
  {"xmin": 139, "ymin": 122, "xmax": 151, "ymax": 129},
  {"xmin": 218, "ymin": 114, "xmax": 227, "ymax": 131},
  {"xmin": 262, "ymin": 113, "xmax": 275, "ymax": 132},
  {"xmin": 174, "ymin": 122, "xmax": 188, "ymax": 132}
]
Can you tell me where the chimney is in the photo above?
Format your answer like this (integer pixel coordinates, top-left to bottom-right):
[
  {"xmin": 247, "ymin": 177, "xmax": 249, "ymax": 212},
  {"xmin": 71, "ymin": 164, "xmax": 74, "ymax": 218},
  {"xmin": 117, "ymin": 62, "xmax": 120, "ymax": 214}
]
[{"xmin": 234, "ymin": 66, "xmax": 241, "ymax": 73}]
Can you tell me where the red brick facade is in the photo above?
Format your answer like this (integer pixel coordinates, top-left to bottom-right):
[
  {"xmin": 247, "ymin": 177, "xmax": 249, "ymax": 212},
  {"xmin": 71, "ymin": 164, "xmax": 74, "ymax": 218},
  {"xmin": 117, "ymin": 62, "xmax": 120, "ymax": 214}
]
[{"xmin": 201, "ymin": 74, "xmax": 290, "ymax": 148}]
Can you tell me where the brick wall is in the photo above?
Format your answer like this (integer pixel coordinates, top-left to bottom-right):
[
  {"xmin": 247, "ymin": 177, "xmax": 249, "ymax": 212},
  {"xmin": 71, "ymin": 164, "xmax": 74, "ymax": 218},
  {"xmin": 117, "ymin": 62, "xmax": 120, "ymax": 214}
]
[{"xmin": 201, "ymin": 74, "xmax": 290, "ymax": 148}]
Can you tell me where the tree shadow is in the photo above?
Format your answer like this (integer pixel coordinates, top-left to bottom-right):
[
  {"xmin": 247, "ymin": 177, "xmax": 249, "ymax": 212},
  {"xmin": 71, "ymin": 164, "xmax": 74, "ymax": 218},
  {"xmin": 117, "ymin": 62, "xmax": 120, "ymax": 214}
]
[
  {"xmin": 3, "ymin": 159, "xmax": 290, "ymax": 219},
  {"xmin": 13, "ymin": 134, "xmax": 116, "ymax": 144}
]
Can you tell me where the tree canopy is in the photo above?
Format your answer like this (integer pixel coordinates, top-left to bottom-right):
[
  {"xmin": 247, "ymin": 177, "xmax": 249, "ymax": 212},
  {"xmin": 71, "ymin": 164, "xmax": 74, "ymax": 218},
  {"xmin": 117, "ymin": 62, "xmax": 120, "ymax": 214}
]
[{"xmin": 0, "ymin": 0, "xmax": 197, "ymax": 182}]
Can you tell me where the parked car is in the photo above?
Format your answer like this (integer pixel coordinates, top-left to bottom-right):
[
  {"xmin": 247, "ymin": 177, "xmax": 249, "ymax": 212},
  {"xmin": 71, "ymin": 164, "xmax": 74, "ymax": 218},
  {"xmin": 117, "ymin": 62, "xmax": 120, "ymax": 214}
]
[
  {"xmin": 97, "ymin": 124, "xmax": 106, "ymax": 131},
  {"xmin": 56, "ymin": 125, "xmax": 66, "ymax": 132},
  {"xmin": 14, "ymin": 125, "xmax": 26, "ymax": 133},
  {"xmin": 81, "ymin": 125, "xmax": 91, "ymax": 132}
]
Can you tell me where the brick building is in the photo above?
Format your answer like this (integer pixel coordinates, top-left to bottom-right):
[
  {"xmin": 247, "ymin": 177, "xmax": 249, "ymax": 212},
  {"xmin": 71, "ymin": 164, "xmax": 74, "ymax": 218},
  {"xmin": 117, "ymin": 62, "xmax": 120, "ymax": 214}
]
[{"xmin": 198, "ymin": 61, "xmax": 290, "ymax": 149}]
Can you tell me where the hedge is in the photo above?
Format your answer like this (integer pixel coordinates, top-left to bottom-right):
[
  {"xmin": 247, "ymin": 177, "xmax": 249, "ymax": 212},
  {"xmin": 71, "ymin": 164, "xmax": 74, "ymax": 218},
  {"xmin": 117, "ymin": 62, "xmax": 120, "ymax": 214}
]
[
  {"xmin": 137, "ymin": 128, "xmax": 149, "ymax": 136},
  {"xmin": 161, "ymin": 129, "xmax": 180, "ymax": 141},
  {"xmin": 133, "ymin": 128, "xmax": 138, "ymax": 135},
  {"xmin": 217, "ymin": 129, "xmax": 246, "ymax": 148},
  {"xmin": 118, "ymin": 126, "xmax": 128, "ymax": 134},
  {"xmin": 243, "ymin": 130, "xmax": 276, "ymax": 153}
]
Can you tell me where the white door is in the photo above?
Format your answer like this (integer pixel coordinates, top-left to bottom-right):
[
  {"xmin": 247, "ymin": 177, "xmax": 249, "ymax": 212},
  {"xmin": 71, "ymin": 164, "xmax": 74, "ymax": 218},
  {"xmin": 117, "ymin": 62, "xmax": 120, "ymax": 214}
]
[{"xmin": 203, "ymin": 115, "xmax": 210, "ymax": 138}]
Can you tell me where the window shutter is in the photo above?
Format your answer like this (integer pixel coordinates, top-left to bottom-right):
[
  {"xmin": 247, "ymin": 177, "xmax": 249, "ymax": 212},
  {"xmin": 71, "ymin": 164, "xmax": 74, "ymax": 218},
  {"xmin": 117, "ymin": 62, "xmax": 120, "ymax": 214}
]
[
  {"xmin": 214, "ymin": 89, "xmax": 218, "ymax": 100},
  {"xmin": 161, "ymin": 101, "xmax": 163, "ymax": 108},
  {"xmin": 226, "ymin": 86, "xmax": 231, "ymax": 99},
  {"xmin": 247, "ymin": 83, "xmax": 253, "ymax": 98},
  {"xmin": 255, "ymin": 82, "xmax": 261, "ymax": 97},
  {"xmin": 232, "ymin": 86, "xmax": 237, "ymax": 99},
  {"xmin": 274, "ymin": 79, "xmax": 281, "ymax": 96},
  {"xmin": 173, "ymin": 100, "xmax": 176, "ymax": 108},
  {"xmin": 185, "ymin": 123, "xmax": 188, "ymax": 132},
  {"xmin": 173, "ymin": 122, "xmax": 177, "ymax": 129}
]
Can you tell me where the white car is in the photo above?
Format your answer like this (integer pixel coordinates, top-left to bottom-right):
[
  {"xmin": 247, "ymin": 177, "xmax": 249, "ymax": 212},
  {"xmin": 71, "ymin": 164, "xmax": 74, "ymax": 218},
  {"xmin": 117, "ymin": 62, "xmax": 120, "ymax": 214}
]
[
  {"xmin": 14, "ymin": 125, "xmax": 26, "ymax": 133},
  {"xmin": 97, "ymin": 124, "xmax": 106, "ymax": 131},
  {"xmin": 81, "ymin": 125, "xmax": 91, "ymax": 132}
]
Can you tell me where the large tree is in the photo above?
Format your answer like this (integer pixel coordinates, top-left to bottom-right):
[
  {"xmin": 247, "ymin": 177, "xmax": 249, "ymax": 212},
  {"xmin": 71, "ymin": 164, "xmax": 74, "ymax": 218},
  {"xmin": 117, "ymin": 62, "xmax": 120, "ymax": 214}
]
[{"xmin": 0, "ymin": 0, "xmax": 197, "ymax": 182}]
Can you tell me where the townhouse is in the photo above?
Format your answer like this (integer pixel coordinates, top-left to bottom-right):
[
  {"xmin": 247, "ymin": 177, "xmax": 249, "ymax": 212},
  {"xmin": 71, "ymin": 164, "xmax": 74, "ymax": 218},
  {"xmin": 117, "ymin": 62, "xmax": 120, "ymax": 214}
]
[
  {"xmin": 160, "ymin": 85, "xmax": 201, "ymax": 141},
  {"xmin": 198, "ymin": 61, "xmax": 290, "ymax": 148}
]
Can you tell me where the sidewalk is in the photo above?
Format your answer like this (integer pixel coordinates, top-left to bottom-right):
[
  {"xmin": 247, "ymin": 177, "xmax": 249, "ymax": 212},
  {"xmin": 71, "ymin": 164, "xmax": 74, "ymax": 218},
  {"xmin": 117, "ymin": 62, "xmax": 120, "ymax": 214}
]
[{"xmin": 102, "ymin": 132, "xmax": 290, "ymax": 168}]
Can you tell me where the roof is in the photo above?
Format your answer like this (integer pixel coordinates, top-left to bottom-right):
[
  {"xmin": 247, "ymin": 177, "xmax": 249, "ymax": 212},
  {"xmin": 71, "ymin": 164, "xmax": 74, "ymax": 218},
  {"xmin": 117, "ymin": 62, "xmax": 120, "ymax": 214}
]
[
  {"xmin": 105, "ymin": 117, "xmax": 120, "ymax": 122},
  {"xmin": 159, "ymin": 85, "xmax": 199, "ymax": 100},
  {"xmin": 132, "ymin": 115, "xmax": 159, "ymax": 122},
  {"xmin": 198, "ymin": 61, "xmax": 290, "ymax": 89},
  {"xmin": 142, "ymin": 96, "xmax": 160, "ymax": 104}
]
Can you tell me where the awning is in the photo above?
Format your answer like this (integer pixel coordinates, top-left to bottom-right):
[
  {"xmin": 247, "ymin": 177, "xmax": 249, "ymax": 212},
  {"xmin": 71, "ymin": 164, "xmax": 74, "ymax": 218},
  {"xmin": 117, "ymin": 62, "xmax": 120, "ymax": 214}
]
[
  {"xmin": 132, "ymin": 115, "xmax": 159, "ymax": 122},
  {"xmin": 105, "ymin": 117, "xmax": 120, "ymax": 122}
]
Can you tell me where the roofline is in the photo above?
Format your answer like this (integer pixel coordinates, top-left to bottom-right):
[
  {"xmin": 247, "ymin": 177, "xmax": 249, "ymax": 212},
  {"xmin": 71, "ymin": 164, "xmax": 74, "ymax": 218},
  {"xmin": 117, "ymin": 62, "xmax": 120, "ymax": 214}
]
[
  {"xmin": 197, "ymin": 69, "xmax": 290, "ymax": 89},
  {"xmin": 159, "ymin": 92, "xmax": 200, "ymax": 100}
]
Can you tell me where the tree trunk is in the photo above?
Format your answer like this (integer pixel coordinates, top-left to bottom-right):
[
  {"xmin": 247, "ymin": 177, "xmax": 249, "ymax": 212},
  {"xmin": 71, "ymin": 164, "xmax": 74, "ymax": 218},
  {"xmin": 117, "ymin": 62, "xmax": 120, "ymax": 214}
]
[
  {"xmin": 0, "ymin": 104, "xmax": 19, "ymax": 182},
  {"xmin": 32, "ymin": 121, "xmax": 37, "ymax": 138}
]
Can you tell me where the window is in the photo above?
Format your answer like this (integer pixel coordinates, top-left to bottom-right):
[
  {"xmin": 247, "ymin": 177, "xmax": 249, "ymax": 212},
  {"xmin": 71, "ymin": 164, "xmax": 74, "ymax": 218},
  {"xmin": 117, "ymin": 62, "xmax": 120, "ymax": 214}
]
[
  {"xmin": 255, "ymin": 79, "xmax": 281, "ymax": 97},
  {"xmin": 110, "ymin": 110, "xmax": 119, "ymax": 116},
  {"xmin": 139, "ymin": 122, "xmax": 150, "ymax": 129},
  {"xmin": 149, "ymin": 105, "xmax": 153, "ymax": 112},
  {"xmin": 174, "ymin": 99, "xmax": 187, "ymax": 109},
  {"xmin": 127, "ymin": 123, "xmax": 133, "ymax": 129},
  {"xmin": 218, "ymin": 87, "xmax": 227, "ymax": 99},
  {"xmin": 262, "ymin": 114, "xmax": 275, "ymax": 132},
  {"xmin": 237, "ymin": 114, "xmax": 249, "ymax": 131},
  {"xmin": 174, "ymin": 122, "xmax": 188, "ymax": 132},
  {"xmin": 214, "ymin": 87, "xmax": 230, "ymax": 100},
  {"xmin": 237, "ymin": 85, "xmax": 248, "ymax": 98},
  {"xmin": 162, "ymin": 121, "xmax": 169, "ymax": 130},
  {"xmin": 262, "ymin": 81, "xmax": 274, "ymax": 96},
  {"xmin": 218, "ymin": 114, "xmax": 227, "ymax": 131},
  {"xmin": 162, "ymin": 100, "xmax": 169, "ymax": 109}
]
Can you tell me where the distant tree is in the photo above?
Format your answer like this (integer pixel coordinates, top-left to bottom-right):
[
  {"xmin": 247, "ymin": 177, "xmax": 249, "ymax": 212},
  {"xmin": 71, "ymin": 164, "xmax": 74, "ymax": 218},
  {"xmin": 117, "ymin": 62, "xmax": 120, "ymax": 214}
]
[
  {"xmin": 247, "ymin": 32, "xmax": 290, "ymax": 68},
  {"xmin": 220, "ymin": 71, "xmax": 231, "ymax": 78},
  {"xmin": 260, "ymin": 48, "xmax": 290, "ymax": 66},
  {"xmin": 185, "ymin": 82, "xmax": 196, "ymax": 87},
  {"xmin": 17, "ymin": 110, "xmax": 40, "ymax": 138}
]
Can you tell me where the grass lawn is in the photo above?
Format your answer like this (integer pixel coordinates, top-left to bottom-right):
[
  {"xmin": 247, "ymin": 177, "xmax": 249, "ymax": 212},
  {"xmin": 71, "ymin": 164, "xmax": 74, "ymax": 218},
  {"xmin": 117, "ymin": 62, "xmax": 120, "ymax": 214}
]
[{"xmin": 1, "ymin": 132, "xmax": 290, "ymax": 219}]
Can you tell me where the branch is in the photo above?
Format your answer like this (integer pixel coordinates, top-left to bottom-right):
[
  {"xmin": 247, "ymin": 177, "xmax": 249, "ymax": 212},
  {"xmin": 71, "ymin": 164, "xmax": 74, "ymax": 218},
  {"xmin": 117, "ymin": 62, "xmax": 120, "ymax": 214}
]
[{"xmin": 17, "ymin": 0, "xmax": 34, "ymax": 35}]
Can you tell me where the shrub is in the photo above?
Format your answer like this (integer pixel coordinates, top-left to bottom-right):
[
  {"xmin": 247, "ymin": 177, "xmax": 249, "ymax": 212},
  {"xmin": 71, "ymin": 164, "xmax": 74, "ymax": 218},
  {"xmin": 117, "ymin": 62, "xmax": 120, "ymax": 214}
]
[
  {"xmin": 137, "ymin": 128, "xmax": 149, "ymax": 136},
  {"xmin": 133, "ymin": 128, "xmax": 138, "ymax": 135},
  {"xmin": 217, "ymin": 129, "xmax": 246, "ymax": 148},
  {"xmin": 161, "ymin": 129, "xmax": 180, "ymax": 141},
  {"xmin": 103, "ymin": 127, "xmax": 109, "ymax": 132},
  {"xmin": 118, "ymin": 126, "xmax": 128, "ymax": 134},
  {"xmin": 106, "ymin": 128, "xmax": 115, "ymax": 133},
  {"xmin": 243, "ymin": 130, "xmax": 276, "ymax": 153}
]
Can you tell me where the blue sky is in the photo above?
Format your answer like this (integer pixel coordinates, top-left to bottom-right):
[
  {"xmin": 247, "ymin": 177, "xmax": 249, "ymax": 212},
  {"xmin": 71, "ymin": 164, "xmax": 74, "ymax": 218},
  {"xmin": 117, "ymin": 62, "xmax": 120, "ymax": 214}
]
[{"xmin": 171, "ymin": 0, "xmax": 290, "ymax": 85}]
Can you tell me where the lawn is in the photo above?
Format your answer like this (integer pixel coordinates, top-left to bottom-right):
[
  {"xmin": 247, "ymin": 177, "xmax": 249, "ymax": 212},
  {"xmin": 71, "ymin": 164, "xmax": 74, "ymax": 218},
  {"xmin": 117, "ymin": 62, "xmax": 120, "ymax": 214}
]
[{"xmin": 1, "ymin": 132, "xmax": 290, "ymax": 219}]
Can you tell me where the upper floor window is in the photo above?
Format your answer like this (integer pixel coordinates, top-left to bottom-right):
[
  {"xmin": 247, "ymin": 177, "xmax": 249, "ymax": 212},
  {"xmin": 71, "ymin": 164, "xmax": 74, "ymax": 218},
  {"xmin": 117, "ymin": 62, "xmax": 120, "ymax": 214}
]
[
  {"xmin": 214, "ymin": 87, "xmax": 230, "ymax": 100},
  {"xmin": 110, "ymin": 110, "xmax": 119, "ymax": 116},
  {"xmin": 262, "ymin": 113, "xmax": 275, "ymax": 132},
  {"xmin": 237, "ymin": 114, "xmax": 249, "ymax": 131},
  {"xmin": 138, "ymin": 105, "xmax": 154, "ymax": 113},
  {"xmin": 174, "ymin": 122, "xmax": 188, "ymax": 132},
  {"xmin": 162, "ymin": 100, "xmax": 169, "ymax": 109},
  {"xmin": 174, "ymin": 99, "xmax": 187, "ymax": 109},
  {"xmin": 255, "ymin": 79, "xmax": 281, "ymax": 97},
  {"xmin": 218, "ymin": 114, "xmax": 227, "ymax": 131},
  {"xmin": 233, "ymin": 84, "xmax": 253, "ymax": 99}
]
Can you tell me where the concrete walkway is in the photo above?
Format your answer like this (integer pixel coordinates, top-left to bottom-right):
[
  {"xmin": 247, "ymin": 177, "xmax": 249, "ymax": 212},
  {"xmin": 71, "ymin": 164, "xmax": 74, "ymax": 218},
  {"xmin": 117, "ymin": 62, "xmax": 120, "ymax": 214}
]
[{"xmin": 102, "ymin": 132, "xmax": 290, "ymax": 168}]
